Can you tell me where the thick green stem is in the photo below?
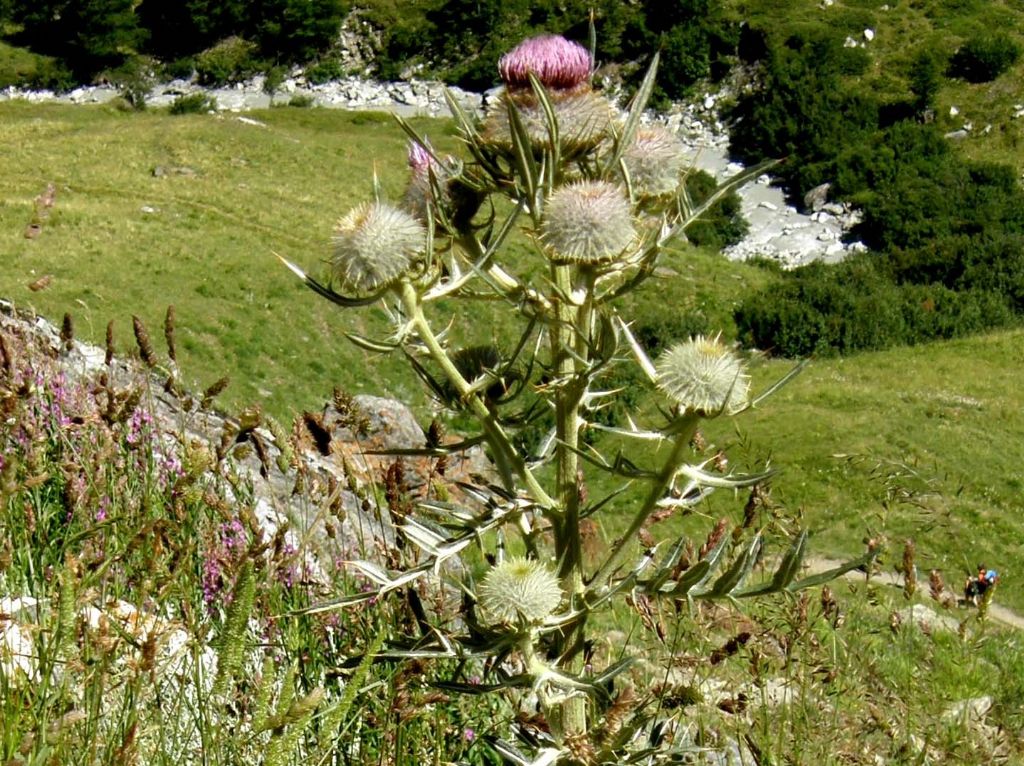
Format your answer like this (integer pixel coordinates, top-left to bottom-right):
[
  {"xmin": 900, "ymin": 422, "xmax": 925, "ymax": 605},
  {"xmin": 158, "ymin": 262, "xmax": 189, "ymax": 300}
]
[
  {"xmin": 549, "ymin": 263, "xmax": 588, "ymax": 736},
  {"xmin": 397, "ymin": 281, "xmax": 555, "ymax": 510},
  {"xmin": 589, "ymin": 414, "xmax": 700, "ymax": 589}
]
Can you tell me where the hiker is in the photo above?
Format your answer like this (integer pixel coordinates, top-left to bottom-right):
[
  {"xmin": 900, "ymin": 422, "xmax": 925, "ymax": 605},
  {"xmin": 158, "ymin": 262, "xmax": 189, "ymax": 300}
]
[{"xmin": 964, "ymin": 565, "xmax": 998, "ymax": 605}]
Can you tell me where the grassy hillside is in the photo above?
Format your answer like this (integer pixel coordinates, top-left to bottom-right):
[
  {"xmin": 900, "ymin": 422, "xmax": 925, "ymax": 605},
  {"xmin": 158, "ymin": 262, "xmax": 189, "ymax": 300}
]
[
  {"xmin": 2, "ymin": 100, "xmax": 1022, "ymax": 610},
  {"xmin": 3, "ymin": 88, "xmax": 1024, "ymax": 762},
  {"xmin": 0, "ymin": 101, "xmax": 768, "ymax": 416},
  {"xmin": 724, "ymin": 0, "xmax": 1024, "ymax": 173}
]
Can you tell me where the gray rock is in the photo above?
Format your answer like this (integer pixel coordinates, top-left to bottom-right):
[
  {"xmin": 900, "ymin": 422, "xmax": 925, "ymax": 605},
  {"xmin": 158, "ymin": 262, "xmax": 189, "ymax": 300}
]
[
  {"xmin": 804, "ymin": 182, "xmax": 831, "ymax": 212},
  {"xmin": 943, "ymin": 696, "xmax": 993, "ymax": 724},
  {"xmin": 897, "ymin": 604, "xmax": 961, "ymax": 632}
]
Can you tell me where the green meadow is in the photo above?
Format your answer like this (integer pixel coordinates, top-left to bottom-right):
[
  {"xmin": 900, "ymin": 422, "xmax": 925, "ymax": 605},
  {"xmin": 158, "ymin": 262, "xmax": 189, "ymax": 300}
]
[
  {"xmin": 2, "ymin": 100, "xmax": 1022, "ymax": 609},
  {"xmin": 2, "ymin": 98, "xmax": 1024, "ymax": 763}
]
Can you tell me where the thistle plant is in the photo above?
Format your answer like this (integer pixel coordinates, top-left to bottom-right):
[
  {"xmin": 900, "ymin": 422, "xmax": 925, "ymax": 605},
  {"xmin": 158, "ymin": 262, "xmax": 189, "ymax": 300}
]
[{"xmin": 282, "ymin": 32, "xmax": 875, "ymax": 762}]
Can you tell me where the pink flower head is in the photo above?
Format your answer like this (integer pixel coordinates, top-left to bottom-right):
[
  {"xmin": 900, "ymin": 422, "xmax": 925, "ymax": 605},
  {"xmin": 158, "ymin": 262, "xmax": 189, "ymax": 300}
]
[
  {"xmin": 498, "ymin": 35, "xmax": 592, "ymax": 91},
  {"xmin": 407, "ymin": 140, "xmax": 434, "ymax": 173}
]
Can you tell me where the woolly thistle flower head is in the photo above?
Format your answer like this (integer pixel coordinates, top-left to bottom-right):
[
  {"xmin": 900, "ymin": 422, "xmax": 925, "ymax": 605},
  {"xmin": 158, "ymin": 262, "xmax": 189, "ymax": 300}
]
[
  {"xmin": 481, "ymin": 89, "xmax": 617, "ymax": 155},
  {"xmin": 477, "ymin": 557, "xmax": 563, "ymax": 626},
  {"xmin": 541, "ymin": 181, "xmax": 636, "ymax": 265},
  {"xmin": 655, "ymin": 335, "xmax": 750, "ymax": 417},
  {"xmin": 621, "ymin": 125, "xmax": 689, "ymax": 198},
  {"xmin": 498, "ymin": 35, "xmax": 592, "ymax": 91},
  {"xmin": 331, "ymin": 202, "xmax": 425, "ymax": 293}
]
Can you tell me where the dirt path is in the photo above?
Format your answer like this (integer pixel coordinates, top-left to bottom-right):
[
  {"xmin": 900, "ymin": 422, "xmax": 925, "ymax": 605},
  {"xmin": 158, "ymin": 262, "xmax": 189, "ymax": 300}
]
[{"xmin": 804, "ymin": 557, "xmax": 1024, "ymax": 631}]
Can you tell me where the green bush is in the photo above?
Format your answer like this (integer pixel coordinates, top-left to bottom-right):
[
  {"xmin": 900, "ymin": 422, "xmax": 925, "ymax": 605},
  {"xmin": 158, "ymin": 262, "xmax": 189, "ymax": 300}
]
[
  {"xmin": 683, "ymin": 169, "xmax": 748, "ymax": 251},
  {"xmin": 25, "ymin": 57, "xmax": 76, "ymax": 91},
  {"xmin": 168, "ymin": 92, "xmax": 217, "ymax": 114},
  {"xmin": 194, "ymin": 36, "xmax": 260, "ymax": 85},
  {"xmin": 160, "ymin": 56, "xmax": 196, "ymax": 80},
  {"xmin": 728, "ymin": 31, "xmax": 880, "ymax": 200},
  {"xmin": 253, "ymin": 0, "xmax": 346, "ymax": 62},
  {"xmin": 900, "ymin": 286, "xmax": 1014, "ymax": 344},
  {"xmin": 304, "ymin": 58, "xmax": 345, "ymax": 84},
  {"xmin": 735, "ymin": 258, "xmax": 1017, "ymax": 357},
  {"xmin": 7, "ymin": 0, "xmax": 142, "ymax": 79},
  {"xmin": 106, "ymin": 56, "xmax": 155, "ymax": 111},
  {"xmin": 948, "ymin": 32, "xmax": 1021, "ymax": 83}
]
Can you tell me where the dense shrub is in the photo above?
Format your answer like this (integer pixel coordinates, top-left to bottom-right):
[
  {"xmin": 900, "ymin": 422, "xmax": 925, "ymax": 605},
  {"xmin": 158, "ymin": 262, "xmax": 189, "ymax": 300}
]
[
  {"xmin": 194, "ymin": 37, "xmax": 261, "ymax": 85},
  {"xmin": 7, "ymin": 0, "xmax": 142, "ymax": 78},
  {"xmin": 253, "ymin": 0, "xmax": 346, "ymax": 62},
  {"xmin": 106, "ymin": 55, "xmax": 154, "ymax": 110},
  {"xmin": 847, "ymin": 128, "xmax": 1024, "ymax": 252},
  {"xmin": 24, "ymin": 58, "xmax": 77, "ymax": 92},
  {"xmin": 304, "ymin": 58, "xmax": 345, "ymax": 84},
  {"xmin": 907, "ymin": 47, "xmax": 947, "ymax": 114},
  {"xmin": 734, "ymin": 257, "xmax": 1016, "ymax": 357},
  {"xmin": 957, "ymin": 234, "xmax": 1024, "ymax": 312},
  {"xmin": 168, "ymin": 92, "xmax": 217, "ymax": 114},
  {"xmin": 948, "ymin": 32, "xmax": 1021, "ymax": 83},
  {"xmin": 683, "ymin": 169, "xmax": 748, "ymax": 251},
  {"xmin": 728, "ymin": 31, "xmax": 879, "ymax": 200},
  {"xmin": 136, "ymin": 0, "xmax": 249, "ymax": 60}
]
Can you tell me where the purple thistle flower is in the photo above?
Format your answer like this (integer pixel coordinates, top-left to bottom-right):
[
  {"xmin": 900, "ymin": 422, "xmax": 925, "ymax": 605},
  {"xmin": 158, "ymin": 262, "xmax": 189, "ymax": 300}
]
[
  {"xmin": 407, "ymin": 140, "xmax": 434, "ymax": 173},
  {"xmin": 499, "ymin": 35, "xmax": 592, "ymax": 91}
]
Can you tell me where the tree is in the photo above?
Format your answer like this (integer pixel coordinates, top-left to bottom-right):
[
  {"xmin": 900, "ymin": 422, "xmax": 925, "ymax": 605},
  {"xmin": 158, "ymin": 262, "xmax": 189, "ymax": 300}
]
[
  {"xmin": 136, "ymin": 0, "xmax": 248, "ymax": 60},
  {"xmin": 254, "ymin": 0, "xmax": 347, "ymax": 62},
  {"xmin": 9, "ymin": 0, "xmax": 143, "ymax": 77}
]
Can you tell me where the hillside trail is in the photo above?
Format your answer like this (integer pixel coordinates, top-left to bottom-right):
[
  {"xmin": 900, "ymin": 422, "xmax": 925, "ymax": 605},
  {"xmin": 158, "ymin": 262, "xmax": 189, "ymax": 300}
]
[{"xmin": 803, "ymin": 557, "xmax": 1024, "ymax": 631}]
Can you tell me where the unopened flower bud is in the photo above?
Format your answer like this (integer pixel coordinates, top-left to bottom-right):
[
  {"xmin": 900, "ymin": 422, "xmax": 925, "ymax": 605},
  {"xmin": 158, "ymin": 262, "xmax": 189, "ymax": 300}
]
[
  {"xmin": 655, "ymin": 335, "xmax": 750, "ymax": 417},
  {"xmin": 541, "ymin": 181, "xmax": 635, "ymax": 265},
  {"xmin": 478, "ymin": 557, "xmax": 563, "ymax": 626},
  {"xmin": 331, "ymin": 202, "xmax": 425, "ymax": 293},
  {"xmin": 403, "ymin": 139, "xmax": 462, "ymax": 223}
]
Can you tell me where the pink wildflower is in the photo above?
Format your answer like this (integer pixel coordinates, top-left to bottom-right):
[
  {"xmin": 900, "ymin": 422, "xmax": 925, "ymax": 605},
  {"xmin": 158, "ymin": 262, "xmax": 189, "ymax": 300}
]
[
  {"xmin": 498, "ymin": 35, "xmax": 592, "ymax": 91},
  {"xmin": 407, "ymin": 140, "xmax": 434, "ymax": 173}
]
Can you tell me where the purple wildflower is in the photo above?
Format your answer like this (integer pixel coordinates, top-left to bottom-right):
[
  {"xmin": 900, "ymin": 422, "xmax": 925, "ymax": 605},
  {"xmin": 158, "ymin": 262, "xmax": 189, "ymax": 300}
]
[
  {"xmin": 407, "ymin": 140, "xmax": 434, "ymax": 173},
  {"xmin": 95, "ymin": 495, "xmax": 110, "ymax": 522},
  {"xmin": 498, "ymin": 35, "xmax": 592, "ymax": 91},
  {"xmin": 202, "ymin": 556, "xmax": 223, "ymax": 606},
  {"xmin": 463, "ymin": 728, "xmax": 475, "ymax": 742},
  {"xmin": 202, "ymin": 518, "xmax": 249, "ymax": 608},
  {"xmin": 276, "ymin": 542, "xmax": 300, "ymax": 587},
  {"xmin": 126, "ymin": 408, "xmax": 153, "ymax": 446}
]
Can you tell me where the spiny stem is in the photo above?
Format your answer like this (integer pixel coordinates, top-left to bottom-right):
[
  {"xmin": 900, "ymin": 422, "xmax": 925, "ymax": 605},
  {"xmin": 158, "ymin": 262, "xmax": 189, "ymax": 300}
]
[
  {"xmin": 398, "ymin": 280, "xmax": 556, "ymax": 511},
  {"xmin": 589, "ymin": 414, "xmax": 700, "ymax": 589},
  {"xmin": 549, "ymin": 262, "xmax": 587, "ymax": 736}
]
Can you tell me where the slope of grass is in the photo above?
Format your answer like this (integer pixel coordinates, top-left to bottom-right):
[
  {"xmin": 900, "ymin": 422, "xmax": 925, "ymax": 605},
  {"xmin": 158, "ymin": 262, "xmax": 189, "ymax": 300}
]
[
  {"xmin": 0, "ymin": 102, "xmax": 456, "ymax": 417},
  {"xmin": 723, "ymin": 0, "xmax": 1024, "ymax": 173},
  {"xmin": 0, "ymin": 101, "xmax": 769, "ymax": 419},
  {"xmin": 3, "ymin": 101, "xmax": 1023, "ymax": 612},
  {"xmin": 739, "ymin": 329, "xmax": 1024, "ymax": 611}
]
